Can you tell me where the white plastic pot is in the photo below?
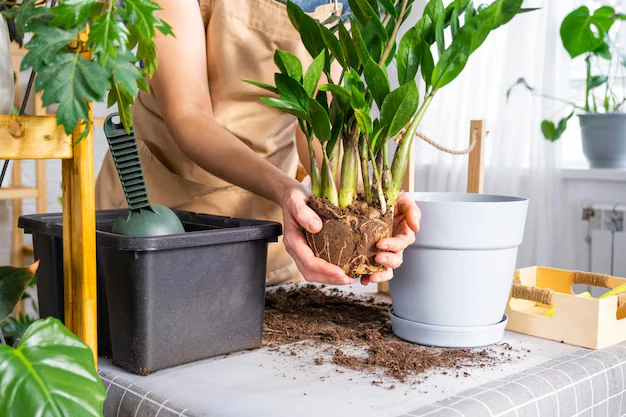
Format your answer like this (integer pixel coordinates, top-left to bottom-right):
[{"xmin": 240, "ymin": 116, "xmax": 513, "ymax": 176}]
[
  {"xmin": 0, "ymin": 16, "xmax": 14, "ymax": 114},
  {"xmin": 389, "ymin": 192, "xmax": 529, "ymax": 347}
]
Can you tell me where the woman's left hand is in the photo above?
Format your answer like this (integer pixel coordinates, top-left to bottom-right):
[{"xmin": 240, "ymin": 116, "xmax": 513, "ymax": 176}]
[{"xmin": 362, "ymin": 194, "xmax": 421, "ymax": 286}]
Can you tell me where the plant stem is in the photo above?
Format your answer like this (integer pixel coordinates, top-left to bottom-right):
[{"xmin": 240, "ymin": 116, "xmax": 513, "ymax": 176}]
[
  {"xmin": 307, "ymin": 133, "xmax": 321, "ymax": 196},
  {"xmin": 339, "ymin": 132, "xmax": 359, "ymax": 208},
  {"xmin": 388, "ymin": 89, "xmax": 436, "ymax": 205},
  {"xmin": 321, "ymin": 144, "xmax": 339, "ymax": 206},
  {"xmin": 585, "ymin": 54, "xmax": 591, "ymax": 112},
  {"xmin": 381, "ymin": 141, "xmax": 392, "ymax": 192},
  {"xmin": 379, "ymin": 0, "xmax": 409, "ymax": 66},
  {"xmin": 359, "ymin": 135, "xmax": 373, "ymax": 203},
  {"xmin": 368, "ymin": 143, "xmax": 387, "ymax": 215}
]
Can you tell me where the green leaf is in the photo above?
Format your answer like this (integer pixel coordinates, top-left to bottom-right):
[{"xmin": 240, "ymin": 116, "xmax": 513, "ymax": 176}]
[
  {"xmin": 244, "ymin": 80, "xmax": 279, "ymax": 95},
  {"xmin": 424, "ymin": 0, "xmax": 445, "ymax": 45},
  {"xmin": 304, "ymin": 52, "xmax": 326, "ymax": 96},
  {"xmin": 316, "ymin": 89, "xmax": 329, "ymax": 112},
  {"xmin": 89, "ymin": 2, "xmax": 130, "ymax": 63},
  {"xmin": 274, "ymin": 50, "xmax": 303, "ymax": 81},
  {"xmin": 560, "ymin": 6, "xmax": 615, "ymax": 58},
  {"xmin": 350, "ymin": 20, "xmax": 370, "ymax": 65},
  {"xmin": 594, "ymin": 42, "xmax": 611, "ymax": 60},
  {"xmin": 107, "ymin": 79, "xmax": 134, "ymax": 132},
  {"xmin": 370, "ymin": 124, "xmax": 385, "ymax": 154},
  {"xmin": 118, "ymin": 0, "xmax": 162, "ymax": 43},
  {"xmin": 363, "ymin": 57, "xmax": 390, "ymax": 108},
  {"xmin": 354, "ymin": 109, "xmax": 373, "ymax": 135},
  {"xmin": 421, "ymin": 42, "xmax": 434, "ymax": 91},
  {"xmin": 379, "ymin": 0, "xmax": 399, "ymax": 18},
  {"xmin": 309, "ymin": 98, "xmax": 332, "ymax": 142},
  {"xmin": 318, "ymin": 83, "xmax": 352, "ymax": 100},
  {"xmin": 1, "ymin": 314, "xmax": 36, "ymax": 344},
  {"xmin": 350, "ymin": 86, "xmax": 366, "ymax": 109},
  {"xmin": 105, "ymin": 52, "xmax": 143, "ymax": 131},
  {"xmin": 0, "ymin": 265, "xmax": 36, "ymax": 323},
  {"xmin": 353, "ymin": 0, "xmax": 388, "ymax": 42},
  {"xmin": 356, "ymin": 19, "xmax": 383, "ymax": 63},
  {"xmin": 339, "ymin": 21, "xmax": 360, "ymax": 70},
  {"xmin": 286, "ymin": 1, "xmax": 305, "ymax": 32},
  {"xmin": 344, "ymin": 68, "xmax": 365, "ymax": 95},
  {"xmin": 506, "ymin": 77, "xmax": 534, "ymax": 101},
  {"xmin": 259, "ymin": 97, "xmax": 311, "ymax": 122},
  {"xmin": 135, "ymin": 36, "xmax": 158, "ymax": 78},
  {"xmin": 7, "ymin": 0, "xmax": 54, "ymax": 38},
  {"xmin": 397, "ymin": 27, "xmax": 423, "ymax": 85},
  {"xmin": 451, "ymin": 7, "xmax": 460, "ymax": 37},
  {"xmin": 21, "ymin": 27, "xmax": 78, "ymax": 72},
  {"xmin": 347, "ymin": 0, "xmax": 370, "ymax": 26},
  {"xmin": 328, "ymin": 111, "xmax": 343, "ymax": 154},
  {"xmin": 320, "ymin": 25, "xmax": 346, "ymax": 68},
  {"xmin": 431, "ymin": 0, "xmax": 526, "ymax": 90},
  {"xmin": 379, "ymin": 80, "xmax": 419, "ymax": 138},
  {"xmin": 541, "ymin": 112, "xmax": 574, "ymax": 142},
  {"xmin": 0, "ymin": 318, "xmax": 105, "ymax": 417},
  {"xmin": 36, "ymin": 53, "xmax": 109, "ymax": 134},
  {"xmin": 275, "ymin": 73, "xmax": 309, "ymax": 111},
  {"xmin": 588, "ymin": 75, "xmax": 608, "ymax": 90},
  {"xmin": 50, "ymin": 0, "xmax": 97, "ymax": 29},
  {"xmin": 385, "ymin": 41, "xmax": 396, "ymax": 67},
  {"xmin": 435, "ymin": 12, "xmax": 445, "ymax": 55},
  {"xmin": 414, "ymin": 13, "xmax": 433, "ymax": 43},
  {"xmin": 299, "ymin": 14, "xmax": 325, "ymax": 58}
]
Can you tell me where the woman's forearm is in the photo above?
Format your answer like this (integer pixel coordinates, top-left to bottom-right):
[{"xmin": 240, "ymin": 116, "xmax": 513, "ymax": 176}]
[{"xmin": 164, "ymin": 110, "xmax": 301, "ymax": 205}]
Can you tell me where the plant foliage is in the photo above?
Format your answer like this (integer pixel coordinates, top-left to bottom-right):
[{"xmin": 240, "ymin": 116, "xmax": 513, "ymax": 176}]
[
  {"xmin": 2, "ymin": 0, "xmax": 173, "ymax": 137},
  {"xmin": 248, "ymin": 0, "xmax": 531, "ymax": 211}
]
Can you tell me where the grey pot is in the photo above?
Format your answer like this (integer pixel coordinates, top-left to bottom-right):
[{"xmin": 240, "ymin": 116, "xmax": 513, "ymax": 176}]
[
  {"xmin": 579, "ymin": 113, "xmax": 626, "ymax": 169},
  {"xmin": 0, "ymin": 17, "xmax": 13, "ymax": 114}
]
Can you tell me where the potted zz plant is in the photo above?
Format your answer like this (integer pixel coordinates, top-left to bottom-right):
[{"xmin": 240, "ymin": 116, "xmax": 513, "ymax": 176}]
[
  {"xmin": 508, "ymin": 4, "xmax": 626, "ymax": 168},
  {"xmin": 248, "ymin": 0, "xmax": 532, "ymax": 347}
]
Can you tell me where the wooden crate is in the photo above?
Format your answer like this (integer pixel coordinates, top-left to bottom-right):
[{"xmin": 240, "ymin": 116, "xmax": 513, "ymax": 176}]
[{"xmin": 506, "ymin": 266, "xmax": 626, "ymax": 350}]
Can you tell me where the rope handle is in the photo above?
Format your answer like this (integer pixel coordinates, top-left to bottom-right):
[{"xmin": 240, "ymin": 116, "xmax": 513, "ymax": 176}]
[
  {"xmin": 510, "ymin": 271, "xmax": 626, "ymax": 309},
  {"xmin": 397, "ymin": 125, "xmax": 489, "ymax": 155}
]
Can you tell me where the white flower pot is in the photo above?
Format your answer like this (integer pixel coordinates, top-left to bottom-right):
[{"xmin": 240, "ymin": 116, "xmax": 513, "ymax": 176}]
[
  {"xmin": 389, "ymin": 192, "xmax": 529, "ymax": 347},
  {"xmin": 0, "ymin": 16, "xmax": 14, "ymax": 114}
]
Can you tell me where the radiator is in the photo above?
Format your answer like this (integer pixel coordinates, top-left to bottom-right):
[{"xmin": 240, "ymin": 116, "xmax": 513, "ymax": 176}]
[{"xmin": 581, "ymin": 203, "xmax": 626, "ymax": 297}]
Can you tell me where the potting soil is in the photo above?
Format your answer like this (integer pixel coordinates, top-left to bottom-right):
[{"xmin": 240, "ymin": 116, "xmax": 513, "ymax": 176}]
[{"xmin": 264, "ymin": 285, "xmax": 519, "ymax": 383}]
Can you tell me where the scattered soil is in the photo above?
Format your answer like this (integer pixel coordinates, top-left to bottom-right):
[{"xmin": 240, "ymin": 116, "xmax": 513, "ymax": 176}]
[
  {"xmin": 306, "ymin": 195, "xmax": 392, "ymax": 276},
  {"xmin": 264, "ymin": 285, "xmax": 514, "ymax": 383}
]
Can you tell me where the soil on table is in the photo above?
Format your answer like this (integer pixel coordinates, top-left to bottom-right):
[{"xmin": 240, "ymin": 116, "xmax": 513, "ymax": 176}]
[
  {"xmin": 306, "ymin": 195, "xmax": 393, "ymax": 276},
  {"xmin": 264, "ymin": 285, "xmax": 518, "ymax": 384}
]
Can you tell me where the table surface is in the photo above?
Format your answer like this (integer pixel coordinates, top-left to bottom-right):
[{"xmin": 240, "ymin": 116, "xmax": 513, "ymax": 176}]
[{"xmin": 99, "ymin": 283, "xmax": 585, "ymax": 417}]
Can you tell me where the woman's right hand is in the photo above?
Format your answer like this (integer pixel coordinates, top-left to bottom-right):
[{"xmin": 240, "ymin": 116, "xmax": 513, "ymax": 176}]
[{"xmin": 280, "ymin": 184, "xmax": 356, "ymax": 285}]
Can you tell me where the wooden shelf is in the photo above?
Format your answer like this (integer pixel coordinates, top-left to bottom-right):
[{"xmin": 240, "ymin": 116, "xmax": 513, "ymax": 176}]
[
  {"xmin": 0, "ymin": 115, "xmax": 73, "ymax": 160},
  {"xmin": 0, "ymin": 186, "xmax": 38, "ymax": 200}
]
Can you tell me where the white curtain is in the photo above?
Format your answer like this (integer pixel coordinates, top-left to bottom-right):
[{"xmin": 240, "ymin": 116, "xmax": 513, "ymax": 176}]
[{"xmin": 395, "ymin": 0, "xmax": 572, "ymax": 268}]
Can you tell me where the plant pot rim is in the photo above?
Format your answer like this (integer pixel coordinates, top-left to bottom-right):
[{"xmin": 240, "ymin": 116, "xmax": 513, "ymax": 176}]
[
  {"xmin": 578, "ymin": 112, "xmax": 626, "ymax": 119},
  {"xmin": 404, "ymin": 192, "xmax": 528, "ymax": 205}
]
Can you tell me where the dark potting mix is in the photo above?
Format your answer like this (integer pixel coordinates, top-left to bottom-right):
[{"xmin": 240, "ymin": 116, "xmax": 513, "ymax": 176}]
[{"xmin": 264, "ymin": 285, "xmax": 523, "ymax": 384}]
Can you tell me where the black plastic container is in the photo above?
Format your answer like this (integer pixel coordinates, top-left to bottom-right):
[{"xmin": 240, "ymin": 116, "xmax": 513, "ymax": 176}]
[{"xmin": 19, "ymin": 209, "xmax": 281, "ymax": 374}]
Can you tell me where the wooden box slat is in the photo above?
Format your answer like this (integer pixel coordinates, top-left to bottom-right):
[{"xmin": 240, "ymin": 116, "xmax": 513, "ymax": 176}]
[{"xmin": 0, "ymin": 115, "xmax": 72, "ymax": 160}]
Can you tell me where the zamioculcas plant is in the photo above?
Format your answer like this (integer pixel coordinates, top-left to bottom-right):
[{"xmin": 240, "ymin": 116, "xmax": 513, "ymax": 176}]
[
  {"xmin": 247, "ymin": 0, "xmax": 534, "ymax": 275},
  {"xmin": 1, "ymin": 0, "xmax": 173, "ymax": 138}
]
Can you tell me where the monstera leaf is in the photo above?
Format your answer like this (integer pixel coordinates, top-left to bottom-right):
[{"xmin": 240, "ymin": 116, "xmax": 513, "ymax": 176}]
[
  {"xmin": 0, "ymin": 317, "xmax": 106, "ymax": 417},
  {"xmin": 0, "ymin": 262, "xmax": 38, "ymax": 323}
]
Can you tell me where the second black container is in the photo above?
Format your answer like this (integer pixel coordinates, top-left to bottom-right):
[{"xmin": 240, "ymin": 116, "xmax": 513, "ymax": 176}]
[{"xmin": 19, "ymin": 209, "xmax": 281, "ymax": 374}]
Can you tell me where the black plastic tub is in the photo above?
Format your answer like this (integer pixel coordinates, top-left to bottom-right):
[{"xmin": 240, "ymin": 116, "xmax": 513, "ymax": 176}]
[{"xmin": 19, "ymin": 209, "xmax": 282, "ymax": 374}]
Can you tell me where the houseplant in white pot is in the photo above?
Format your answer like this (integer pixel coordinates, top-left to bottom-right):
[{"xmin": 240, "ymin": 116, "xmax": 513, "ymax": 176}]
[
  {"xmin": 247, "ymin": 0, "xmax": 533, "ymax": 346},
  {"xmin": 508, "ymin": 4, "xmax": 626, "ymax": 168}
]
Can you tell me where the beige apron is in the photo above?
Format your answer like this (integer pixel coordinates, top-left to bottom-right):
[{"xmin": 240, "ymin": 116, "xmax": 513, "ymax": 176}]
[{"xmin": 95, "ymin": 0, "xmax": 340, "ymax": 286}]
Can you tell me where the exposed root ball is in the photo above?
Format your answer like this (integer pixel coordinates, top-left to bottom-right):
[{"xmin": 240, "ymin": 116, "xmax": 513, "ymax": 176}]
[{"xmin": 306, "ymin": 195, "xmax": 392, "ymax": 276}]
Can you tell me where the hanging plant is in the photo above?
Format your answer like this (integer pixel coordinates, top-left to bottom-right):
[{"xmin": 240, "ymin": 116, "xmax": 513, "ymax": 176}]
[{"xmin": 1, "ymin": 0, "xmax": 174, "ymax": 140}]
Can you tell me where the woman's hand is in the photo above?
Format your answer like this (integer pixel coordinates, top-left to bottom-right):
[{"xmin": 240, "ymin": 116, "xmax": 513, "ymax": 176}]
[
  {"xmin": 363, "ymin": 194, "xmax": 421, "ymax": 286},
  {"xmin": 280, "ymin": 185, "xmax": 355, "ymax": 285}
]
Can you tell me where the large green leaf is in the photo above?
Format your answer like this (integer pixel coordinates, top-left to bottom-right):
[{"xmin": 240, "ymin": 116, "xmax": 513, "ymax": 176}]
[
  {"xmin": 0, "ymin": 265, "xmax": 36, "ymax": 323},
  {"xmin": 379, "ymin": 80, "xmax": 419, "ymax": 138},
  {"xmin": 379, "ymin": 0, "xmax": 398, "ymax": 18},
  {"xmin": 320, "ymin": 25, "xmax": 346, "ymax": 69},
  {"xmin": 339, "ymin": 21, "xmax": 360, "ymax": 70},
  {"xmin": 560, "ymin": 6, "xmax": 616, "ymax": 58},
  {"xmin": 36, "ymin": 53, "xmax": 109, "ymax": 134},
  {"xmin": 424, "ymin": 0, "xmax": 444, "ymax": 45},
  {"xmin": 354, "ymin": 109, "xmax": 373, "ymax": 135},
  {"xmin": 89, "ymin": 2, "xmax": 130, "ymax": 63},
  {"xmin": 299, "ymin": 13, "xmax": 325, "ymax": 58},
  {"xmin": 118, "ymin": 0, "xmax": 169, "ymax": 42},
  {"xmin": 286, "ymin": 1, "xmax": 306, "ymax": 32},
  {"xmin": 397, "ymin": 27, "xmax": 423, "ymax": 85},
  {"xmin": 353, "ymin": 0, "xmax": 388, "ymax": 42},
  {"xmin": 274, "ymin": 50, "xmax": 303, "ymax": 81},
  {"xmin": 347, "ymin": 0, "xmax": 370, "ymax": 26},
  {"xmin": 259, "ymin": 97, "xmax": 311, "ymax": 122},
  {"xmin": 304, "ymin": 52, "xmax": 326, "ymax": 96},
  {"xmin": 50, "ymin": 0, "xmax": 97, "ymax": 29},
  {"xmin": 243, "ymin": 80, "xmax": 279, "ymax": 95},
  {"xmin": 356, "ymin": 19, "xmax": 383, "ymax": 63},
  {"xmin": 21, "ymin": 27, "xmax": 78, "ymax": 72},
  {"xmin": 541, "ymin": 112, "xmax": 574, "ymax": 142},
  {"xmin": 309, "ymin": 98, "xmax": 332, "ymax": 142},
  {"xmin": 421, "ymin": 42, "xmax": 434, "ymax": 91},
  {"xmin": 363, "ymin": 57, "xmax": 390, "ymax": 108},
  {"xmin": 4, "ymin": 0, "xmax": 54, "ymax": 38},
  {"xmin": 349, "ymin": 20, "xmax": 370, "ymax": 65},
  {"xmin": 105, "ymin": 52, "xmax": 143, "ymax": 131},
  {"xmin": 344, "ymin": 68, "xmax": 365, "ymax": 95},
  {"xmin": 0, "ymin": 317, "xmax": 105, "ymax": 417},
  {"xmin": 318, "ymin": 83, "xmax": 352, "ymax": 101},
  {"xmin": 275, "ymin": 74, "xmax": 309, "ymax": 111}
]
